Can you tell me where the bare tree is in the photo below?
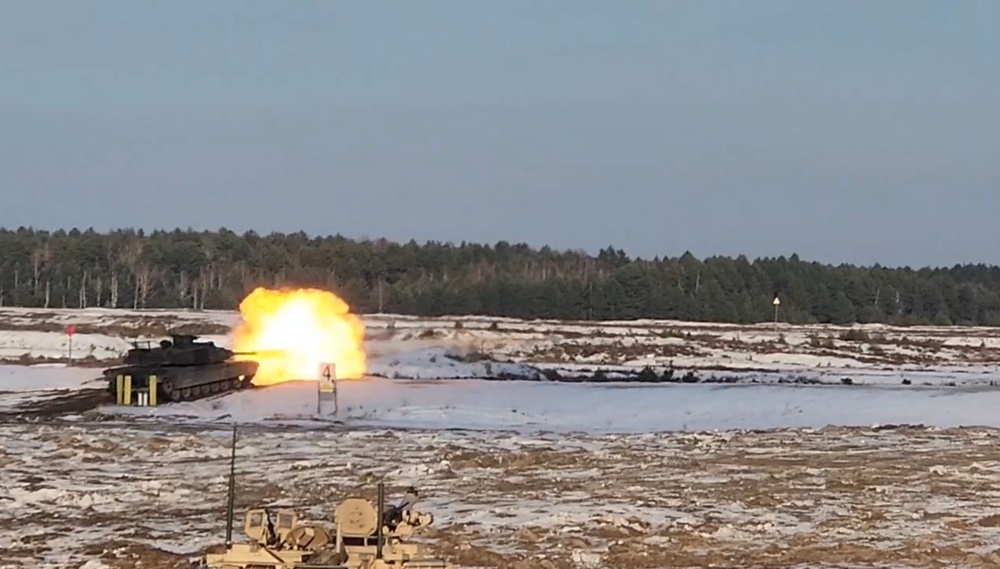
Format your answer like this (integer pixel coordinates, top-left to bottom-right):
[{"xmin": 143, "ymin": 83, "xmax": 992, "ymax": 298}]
[
  {"xmin": 94, "ymin": 272, "xmax": 104, "ymax": 308},
  {"xmin": 135, "ymin": 265, "xmax": 158, "ymax": 309},
  {"xmin": 109, "ymin": 271, "xmax": 119, "ymax": 308},
  {"xmin": 31, "ymin": 242, "xmax": 51, "ymax": 298},
  {"xmin": 78, "ymin": 270, "xmax": 89, "ymax": 308}
]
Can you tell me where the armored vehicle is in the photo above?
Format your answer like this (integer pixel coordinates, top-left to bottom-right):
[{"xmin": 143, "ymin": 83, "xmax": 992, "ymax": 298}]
[
  {"xmin": 194, "ymin": 428, "xmax": 453, "ymax": 569},
  {"xmin": 104, "ymin": 334, "xmax": 259, "ymax": 406},
  {"xmin": 197, "ymin": 485, "xmax": 452, "ymax": 569}
]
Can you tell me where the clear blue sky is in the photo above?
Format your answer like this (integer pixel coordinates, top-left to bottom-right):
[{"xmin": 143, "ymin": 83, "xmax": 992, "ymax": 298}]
[{"xmin": 1, "ymin": 0, "xmax": 996, "ymax": 268}]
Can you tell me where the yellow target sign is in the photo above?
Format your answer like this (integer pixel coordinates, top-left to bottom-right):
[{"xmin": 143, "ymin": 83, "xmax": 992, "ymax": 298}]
[{"xmin": 318, "ymin": 362, "xmax": 337, "ymax": 393}]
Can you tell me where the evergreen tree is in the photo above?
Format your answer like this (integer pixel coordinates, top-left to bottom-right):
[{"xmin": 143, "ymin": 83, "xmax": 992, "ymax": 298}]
[{"xmin": 0, "ymin": 226, "xmax": 999, "ymax": 326}]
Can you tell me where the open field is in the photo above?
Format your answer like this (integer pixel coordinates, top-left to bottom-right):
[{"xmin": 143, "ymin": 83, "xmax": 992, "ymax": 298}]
[
  {"xmin": 2, "ymin": 306, "xmax": 1000, "ymax": 383},
  {"xmin": 4, "ymin": 307, "xmax": 1000, "ymax": 568},
  {"xmin": 6, "ymin": 419, "xmax": 1000, "ymax": 569},
  {"xmin": 4, "ymin": 368, "xmax": 1000, "ymax": 569}
]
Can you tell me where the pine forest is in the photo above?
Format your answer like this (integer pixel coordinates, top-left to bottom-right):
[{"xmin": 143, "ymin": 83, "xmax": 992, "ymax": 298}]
[{"xmin": 0, "ymin": 227, "xmax": 997, "ymax": 327}]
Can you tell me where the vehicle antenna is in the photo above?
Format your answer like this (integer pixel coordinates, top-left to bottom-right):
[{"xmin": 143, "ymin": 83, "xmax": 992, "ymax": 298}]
[{"xmin": 225, "ymin": 425, "xmax": 237, "ymax": 547}]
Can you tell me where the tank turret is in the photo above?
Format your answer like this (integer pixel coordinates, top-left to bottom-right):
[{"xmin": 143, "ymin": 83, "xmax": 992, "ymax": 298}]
[
  {"xmin": 104, "ymin": 333, "xmax": 260, "ymax": 406},
  {"xmin": 122, "ymin": 334, "xmax": 258, "ymax": 366}
]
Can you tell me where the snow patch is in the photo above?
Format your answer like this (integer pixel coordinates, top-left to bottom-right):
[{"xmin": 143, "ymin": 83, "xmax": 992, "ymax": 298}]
[{"xmin": 369, "ymin": 347, "xmax": 544, "ymax": 380}]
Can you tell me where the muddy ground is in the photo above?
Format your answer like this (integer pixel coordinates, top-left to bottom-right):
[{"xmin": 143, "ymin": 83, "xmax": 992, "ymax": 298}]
[{"xmin": 4, "ymin": 407, "xmax": 1000, "ymax": 569}]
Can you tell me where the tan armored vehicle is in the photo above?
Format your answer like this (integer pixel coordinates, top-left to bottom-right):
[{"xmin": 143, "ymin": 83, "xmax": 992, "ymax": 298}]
[{"xmin": 193, "ymin": 428, "xmax": 452, "ymax": 569}]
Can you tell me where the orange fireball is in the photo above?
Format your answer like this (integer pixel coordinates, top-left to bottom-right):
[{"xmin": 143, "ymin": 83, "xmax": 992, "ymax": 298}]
[{"xmin": 231, "ymin": 287, "xmax": 367, "ymax": 385}]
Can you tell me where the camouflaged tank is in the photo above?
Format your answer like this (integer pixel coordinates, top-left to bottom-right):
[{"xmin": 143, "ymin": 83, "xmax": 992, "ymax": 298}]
[{"xmin": 104, "ymin": 333, "xmax": 259, "ymax": 405}]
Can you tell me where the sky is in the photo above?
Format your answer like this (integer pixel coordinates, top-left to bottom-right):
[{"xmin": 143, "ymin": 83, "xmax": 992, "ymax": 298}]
[{"xmin": 0, "ymin": 0, "xmax": 997, "ymax": 268}]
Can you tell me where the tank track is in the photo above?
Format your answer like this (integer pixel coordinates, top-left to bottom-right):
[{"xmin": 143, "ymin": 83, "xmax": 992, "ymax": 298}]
[
  {"xmin": 158, "ymin": 374, "xmax": 255, "ymax": 403},
  {"xmin": 104, "ymin": 362, "xmax": 259, "ymax": 406}
]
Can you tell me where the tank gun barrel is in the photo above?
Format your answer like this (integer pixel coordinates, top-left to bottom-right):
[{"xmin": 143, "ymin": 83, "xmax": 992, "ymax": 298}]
[{"xmin": 229, "ymin": 349, "xmax": 286, "ymax": 358}]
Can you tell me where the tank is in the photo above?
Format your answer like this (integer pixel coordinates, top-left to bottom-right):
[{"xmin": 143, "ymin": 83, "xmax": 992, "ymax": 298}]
[
  {"xmin": 103, "ymin": 333, "xmax": 259, "ymax": 405},
  {"xmin": 192, "ymin": 427, "xmax": 453, "ymax": 569}
]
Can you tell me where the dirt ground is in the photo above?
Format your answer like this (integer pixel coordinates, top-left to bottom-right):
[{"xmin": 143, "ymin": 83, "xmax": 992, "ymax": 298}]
[{"xmin": 4, "ymin": 417, "xmax": 1000, "ymax": 569}]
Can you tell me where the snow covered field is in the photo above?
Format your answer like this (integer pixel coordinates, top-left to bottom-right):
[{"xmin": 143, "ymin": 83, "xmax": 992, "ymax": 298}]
[
  {"xmin": 5, "ymin": 357, "xmax": 1000, "ymax": 434},
  {"xmin": 4, "ymin": 306, "xmax": 1000, "ymax": 567},
  {"xmin": 6, "ymin": 421, "xmax": 1000, "ymax": 568},
  {"xmin": 4, "ymin": 306, "xmax": 1000, "ymax": 376}
]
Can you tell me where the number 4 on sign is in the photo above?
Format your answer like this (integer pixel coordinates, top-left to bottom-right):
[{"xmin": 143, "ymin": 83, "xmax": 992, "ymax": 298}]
[
  {"xmin": 316, "ymin": 362, "xmax": 338, "ymax": 416},
  {"xmin": 319, "ymin": 363, "xmax": 336, "ymax": 393}
]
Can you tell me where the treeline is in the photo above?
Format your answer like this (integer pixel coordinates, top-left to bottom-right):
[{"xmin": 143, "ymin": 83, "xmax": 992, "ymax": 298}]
[{"xmin": 1, "ymin": 227, "xmax": 999, "ymax": 326}]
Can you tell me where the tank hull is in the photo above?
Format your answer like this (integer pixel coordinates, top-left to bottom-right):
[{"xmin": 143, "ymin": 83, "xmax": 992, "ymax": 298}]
[{"xmin": 104, "ymin": 360, "xmax": 259, "ymax": 404}]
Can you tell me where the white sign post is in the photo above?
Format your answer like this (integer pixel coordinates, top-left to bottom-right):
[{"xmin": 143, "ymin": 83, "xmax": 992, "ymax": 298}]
[
  {"xmin": 66, "ymin": 324, "xmax": 76, "ymax": 365},
  {"xmin": 317, "ymin": 362, "xmax": 338, "ymax": 417}
]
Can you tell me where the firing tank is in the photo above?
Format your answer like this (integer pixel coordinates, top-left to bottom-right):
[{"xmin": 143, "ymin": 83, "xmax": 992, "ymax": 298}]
[
  {"xmin": 193, "ymin": 428, "xmax": 453, "ymax": 569},
  {"xmin": 103, "ymin": 334, "xmax": 259, "ymax": 405}
]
